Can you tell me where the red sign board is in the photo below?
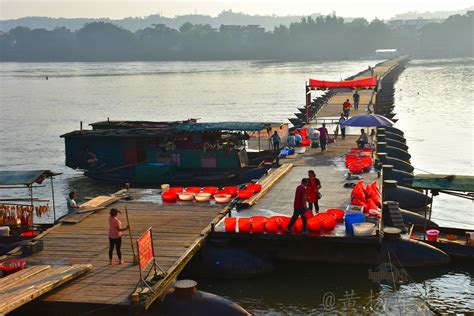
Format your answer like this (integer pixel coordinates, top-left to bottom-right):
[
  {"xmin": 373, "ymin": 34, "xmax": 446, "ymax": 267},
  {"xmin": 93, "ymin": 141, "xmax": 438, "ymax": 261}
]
[{"xmin": 137, "ymin": 229, "xmax": 154, "ymax": 270}]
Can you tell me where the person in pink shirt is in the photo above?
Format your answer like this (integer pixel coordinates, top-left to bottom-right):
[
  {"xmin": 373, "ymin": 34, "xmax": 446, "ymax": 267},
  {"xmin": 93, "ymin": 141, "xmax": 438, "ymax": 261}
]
[{"xmin": 108, "ymin": 208, "xmax": 129, "ymax": 265}]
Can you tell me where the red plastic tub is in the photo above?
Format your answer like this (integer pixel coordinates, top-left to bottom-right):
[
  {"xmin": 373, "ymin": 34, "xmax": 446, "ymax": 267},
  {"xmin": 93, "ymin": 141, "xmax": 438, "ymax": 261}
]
[
  {"xmin": 203, "ymin": 186, "xmax": 218, "ymax": 195},
  {"xmin": 301, "ymin": 139, "xmax": 311, "ymax": 147},
  {"xmin": 326, "ymin": 209, "xmax": 345, "ymax": 221},
  {"xmin": 265, "ymin": 217, "xmax": 280, "ymax": 233},
  {"xmin": 247, "ymin": 183, "xmax": 262, "ymax": 193},
  {"xmin": 222, "ymin": 186, "xmax": 238, "ymax": 197},
  {"xmin": 237, "ymin": 189, "xmax": 253, "ymax": 199},
  {"xmin": 238, "ymin": 218, "xmax": 251, "ymax": 233},
  {"xmin": 349, "ymin": 164, "xmax": 363, "ymax": 174},
  {"xmin": 162, "ymin": 191, "xmax": 178, "ymax": 202},
  {"xmin": 250, "ymin": 216, "xmax": 267, "ymax": 234},
  {"xmin": 20, "ymin": 231, "xmax": 37, "ymax": 237},
  {"xmin": 0, "ymin": 259, "xmax": 26, "ymax": 276},
  {"xmin": 322, "ymin": 217, "xmax": 336, "ymax": 230},
  {"xmin": 185, "ymin": 187, "xmax": 202, "ymax": 194},
  {"xmin": 168, "ymin": 187, "xmax": 184, "ymax": 193},
  {"xmin": 307, "ymin": 217, "xmax": 321, "ymax": 231},
  {"xmin": 224, "ymin": 218, "xmax": 237, "ymax": 233}
]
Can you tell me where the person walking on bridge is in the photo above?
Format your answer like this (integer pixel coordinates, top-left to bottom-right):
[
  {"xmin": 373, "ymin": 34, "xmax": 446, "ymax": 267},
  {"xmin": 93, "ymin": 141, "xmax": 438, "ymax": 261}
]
[
  {"xmin": 338, "ymin": 114, "xmax": 346, "ymax": 139},
  {"xmin": 285, "ymin": 178, "xmax": 309, "ymax": 234},
  {"xmin": 318, "ymin": 123, "xmax": 329, "ymax": 152},
  {"xmin": 343, "ymin": 99, "xmax": 352, "ymax": 118},
  {"xmin": 353, "ymin": 91, "xmax": 360, "ymax": 110},
  {"xmin": 271, "ymin": 131, "xmax": 281, "ymax": 152}
]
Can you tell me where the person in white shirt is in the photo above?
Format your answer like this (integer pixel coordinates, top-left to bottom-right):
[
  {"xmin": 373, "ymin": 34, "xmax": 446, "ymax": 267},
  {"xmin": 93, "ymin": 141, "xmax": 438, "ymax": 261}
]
[
  {"xmin": 66, "ymin": 191, "xmax": 79, "ymax": 214},
  {"xmin": 338, "ymin": 113, "xmax": 346, "ymax": 139},
  {"xmin": 356, "ymin": 129, "xmax": 369, "ymax": 148}
]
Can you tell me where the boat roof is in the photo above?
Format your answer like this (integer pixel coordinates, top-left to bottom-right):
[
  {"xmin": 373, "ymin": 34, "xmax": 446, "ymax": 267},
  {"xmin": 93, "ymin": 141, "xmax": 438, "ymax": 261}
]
[
  {"xmin": 60, "ymin": 128, "xmax": 176, "ymax": 138},
  {"xmin": 412, "ymin": 174, "xmax": 474, "ymax": 192},
  {"xmin": 89, "ymin": 120, "xmax": 194, "ymax": 130},
  {"xmin": 61, "ymin": 121, "xmax": 277, "ymax": 138},
  {"xmin": 175, "ymin": 122, "xmax": 272, "ymax": 133},
  {"xmin": 0, "ymin": 170, "xmax": 61, "ymax": 186}
]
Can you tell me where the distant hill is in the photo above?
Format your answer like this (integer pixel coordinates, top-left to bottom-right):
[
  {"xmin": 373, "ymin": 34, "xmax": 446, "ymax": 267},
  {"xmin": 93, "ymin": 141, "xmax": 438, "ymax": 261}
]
[
  {"xmin": 392, "ymin": 6, "xmax": 474, "ymax": 20},
  {"xmin": 0, "ymin": 10, "xmax": 324, "ymax": 32}
]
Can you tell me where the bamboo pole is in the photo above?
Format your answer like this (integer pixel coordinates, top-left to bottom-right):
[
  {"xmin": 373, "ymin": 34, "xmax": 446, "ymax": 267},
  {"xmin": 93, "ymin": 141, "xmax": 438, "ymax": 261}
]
[{"xmin": 125, "ymin": 206, "xmax": 139, "ymax": 265}]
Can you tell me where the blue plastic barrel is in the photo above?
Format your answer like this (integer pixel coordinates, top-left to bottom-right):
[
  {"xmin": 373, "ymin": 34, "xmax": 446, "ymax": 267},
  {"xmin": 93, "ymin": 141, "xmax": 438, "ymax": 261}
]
[{"xmin": 345, "ymin": 213, "xmax": 365, "ymax": 235}]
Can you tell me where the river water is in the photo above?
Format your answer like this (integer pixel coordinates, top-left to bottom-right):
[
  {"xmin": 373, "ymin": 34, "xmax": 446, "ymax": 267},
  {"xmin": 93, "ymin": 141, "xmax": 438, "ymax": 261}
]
[{"xmin": 0, "ymin": 58, "xmax": 473, "ymax": 314}]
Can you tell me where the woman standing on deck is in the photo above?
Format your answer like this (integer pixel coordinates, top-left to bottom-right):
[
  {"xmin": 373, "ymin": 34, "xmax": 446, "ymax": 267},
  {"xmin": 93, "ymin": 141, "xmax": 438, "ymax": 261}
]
[
  {"xmin": 108, "ymin": 208, "xmax": 129, "ymax": 265},
  {"xmin": 306, "ymin": 170, "xmax": 321, "ymax": 214}
]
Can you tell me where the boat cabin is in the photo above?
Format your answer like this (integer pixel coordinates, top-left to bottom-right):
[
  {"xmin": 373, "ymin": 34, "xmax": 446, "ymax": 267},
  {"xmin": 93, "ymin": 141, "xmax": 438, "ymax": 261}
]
[{"xmin": 60, "ymin": 120, "xmax": 288, "ymax": 184}]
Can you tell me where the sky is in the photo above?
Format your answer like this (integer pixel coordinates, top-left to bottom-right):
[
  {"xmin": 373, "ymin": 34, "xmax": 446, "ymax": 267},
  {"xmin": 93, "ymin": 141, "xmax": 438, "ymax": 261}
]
[{"xmin": 0, "ymin": 0, "xmax": 472, "ymax": 20}]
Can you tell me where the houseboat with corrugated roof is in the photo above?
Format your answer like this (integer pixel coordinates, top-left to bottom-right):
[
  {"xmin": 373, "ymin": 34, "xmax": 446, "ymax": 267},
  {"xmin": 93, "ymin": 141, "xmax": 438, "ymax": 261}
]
[{"xmin": 61, "ymin": 120, "xmax": 288, "ymax": 185}]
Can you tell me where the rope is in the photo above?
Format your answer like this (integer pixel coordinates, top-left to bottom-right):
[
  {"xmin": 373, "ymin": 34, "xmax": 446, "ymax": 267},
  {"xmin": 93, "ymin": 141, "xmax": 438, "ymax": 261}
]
[
  {"xmin": 386, "ymin": 249, "xmax": 403, "ymax": 316},
  {"xmin": 388, "ymin": 248, "xmax": 443, "ymax": 315}
]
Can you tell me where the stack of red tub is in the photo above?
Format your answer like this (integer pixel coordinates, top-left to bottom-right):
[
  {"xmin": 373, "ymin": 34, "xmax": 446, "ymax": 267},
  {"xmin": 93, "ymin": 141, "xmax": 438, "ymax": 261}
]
[
  {"xmin": 224, "ymin": 211, "xmax": 343, "ymax": 234},
  {"xmin": 344, "ymin": 148, "xmax": 373, "ymax": 174},
  {"xmin": 350, "ymin": 181, "xmax": 382, "ymax": 213}
]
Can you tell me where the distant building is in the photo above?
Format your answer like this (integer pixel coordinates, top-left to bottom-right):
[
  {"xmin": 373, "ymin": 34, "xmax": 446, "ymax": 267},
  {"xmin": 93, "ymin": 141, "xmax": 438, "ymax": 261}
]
[
  {"xmin": 219, "ymin": 25, "xmax": 265, "ymax": 34},
  {"xmin": 387, "ymin": 17, "xmax": 444, "ymax": 31}
]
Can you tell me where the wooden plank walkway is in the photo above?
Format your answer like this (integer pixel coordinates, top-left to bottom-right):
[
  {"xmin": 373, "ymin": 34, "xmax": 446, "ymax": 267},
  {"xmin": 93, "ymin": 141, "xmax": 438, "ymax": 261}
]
[
  {"xmin": 22, "ymin": 196, "xmax": 227, "ymax": 312},
  {"xmin": 252, "ymin": 136, "xmax": 379, "ymax": 215},
  {"xmin": 0, "ymin": 264, "xmax": 92, "ymax": 315},
  {"xmin": 317, "ymin": 58, "xmax": 401, "ymax": 118},
  {"xmin": 243, "ymin": 59, "xmax": 403, "ymax": 216}
]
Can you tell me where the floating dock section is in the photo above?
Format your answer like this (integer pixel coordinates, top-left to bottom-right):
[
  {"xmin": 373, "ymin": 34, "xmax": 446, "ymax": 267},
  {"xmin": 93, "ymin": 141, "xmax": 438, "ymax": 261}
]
[{"xmin": 9, "ymin": 189, "xmax": 233, "ymax": 315}]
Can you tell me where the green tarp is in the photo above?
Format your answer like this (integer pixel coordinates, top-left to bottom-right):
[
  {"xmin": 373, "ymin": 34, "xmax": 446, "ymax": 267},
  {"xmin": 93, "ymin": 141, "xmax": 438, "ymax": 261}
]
[
  {"xmin": 0, "ymin": 170, "xmax": 60, "ymax": 186},
  {"xmin": 412, "ymin": 174, "xmax": 474, "ymax": 192},
  {"xmin": 175, "ymin": 122, "xmax": 270, "ymax": 133}
]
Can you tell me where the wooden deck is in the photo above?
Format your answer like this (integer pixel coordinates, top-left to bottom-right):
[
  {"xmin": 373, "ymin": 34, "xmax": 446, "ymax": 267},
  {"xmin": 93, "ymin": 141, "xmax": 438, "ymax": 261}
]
[
  {"xmin": 19, "ymin": 194, "xmax": 228, "ymax": 314},
  {"xmin": 0, "ymin": 264, "xmax": 92, "ymax": 315}
]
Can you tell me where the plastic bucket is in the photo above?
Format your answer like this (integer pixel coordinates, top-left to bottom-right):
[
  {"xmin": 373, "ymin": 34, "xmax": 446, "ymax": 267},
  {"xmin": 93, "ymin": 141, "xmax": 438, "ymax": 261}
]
[
  {"xmin": 161, "ymin": 184, "xmax": 170, "ymax": 192},
  {"xmin": 345, "ymin": 213, "xmax": 365, "ymax": 235},
  {"xmin": 426, "ymin": 229, "xmax": 440, "ymax": 242},
  {"xmin": 224, "ymin": 218, "xmax": 237, "ymax": 233}
]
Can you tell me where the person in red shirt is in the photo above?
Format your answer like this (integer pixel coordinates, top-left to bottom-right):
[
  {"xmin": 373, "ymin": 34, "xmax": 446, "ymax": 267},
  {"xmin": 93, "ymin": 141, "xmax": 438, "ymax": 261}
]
[
  {"xmin": 286, "ymin": 178, "xmax": 309, "ymax": 234},
  {"xmin": 306, "ymin": 170, "xmax": 322, "ymax": 214},
  {"xmin": 343, "ymin": 99, "xmax": 352, "ymax": 118},
  {"xmin": 108, "ymin": 208, "xmax": 129, "ymax": 265},
  {"xmin": 317, "ymin": 123, "xmax": 329, "ymax": 152}
]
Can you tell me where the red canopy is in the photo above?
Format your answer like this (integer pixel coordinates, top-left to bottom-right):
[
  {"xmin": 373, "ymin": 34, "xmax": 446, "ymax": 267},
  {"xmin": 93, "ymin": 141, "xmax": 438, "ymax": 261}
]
[{"xmin": 308, "ymin": 76, "xmax": 377, "ymax": 89}]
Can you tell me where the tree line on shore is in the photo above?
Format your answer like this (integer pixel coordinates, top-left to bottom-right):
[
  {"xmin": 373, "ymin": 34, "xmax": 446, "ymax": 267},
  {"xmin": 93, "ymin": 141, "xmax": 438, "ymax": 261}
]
[{"xmin": 0, "ymin": 13, "xmax": 472, "ymax": 62}]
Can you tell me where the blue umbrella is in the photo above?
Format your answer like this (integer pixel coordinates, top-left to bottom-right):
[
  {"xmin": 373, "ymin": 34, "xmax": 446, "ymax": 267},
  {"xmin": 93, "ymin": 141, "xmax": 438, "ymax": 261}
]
[{"xmin": 342, "ymin": 114, "xmax": 394, "ymax": 127}]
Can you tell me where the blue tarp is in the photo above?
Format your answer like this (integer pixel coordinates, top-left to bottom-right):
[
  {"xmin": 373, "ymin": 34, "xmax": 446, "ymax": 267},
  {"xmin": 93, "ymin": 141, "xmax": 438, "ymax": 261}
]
[
  {"xmin": 175, "ymin": 122, "xmax": 270, "ymax": 133},
  {"xmin": 0, "ymin": 170, "xmax": 60, "ymax": 186}
]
